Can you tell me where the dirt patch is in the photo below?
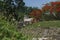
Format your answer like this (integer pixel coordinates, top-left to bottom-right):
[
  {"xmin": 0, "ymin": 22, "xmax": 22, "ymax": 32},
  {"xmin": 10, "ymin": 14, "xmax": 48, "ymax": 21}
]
[{"xmin": 20, "ymin": 27, "xmax": 60, "ymax": 40}]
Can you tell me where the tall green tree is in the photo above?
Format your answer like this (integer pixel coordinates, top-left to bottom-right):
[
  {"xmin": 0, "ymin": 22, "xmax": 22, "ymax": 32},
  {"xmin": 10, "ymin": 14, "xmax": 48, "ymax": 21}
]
[{"xmin": 0, "ymin": 0, "xmax": 25, "ymax": 21}]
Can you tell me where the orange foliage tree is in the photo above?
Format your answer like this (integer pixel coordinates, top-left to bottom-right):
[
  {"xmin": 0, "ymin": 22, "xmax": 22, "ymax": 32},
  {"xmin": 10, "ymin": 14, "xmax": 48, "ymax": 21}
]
[
  {"xmin": 51, "ymin": 2, "xmax": 60, "ymax": 13},
  {"xmin": 42, "ymin": 2, "xmax": 60, "ymax": 14},
  {"xmin": 30, "ymin": 9, "xmax": 42, "ymax": 21},
  {"xmin": 42, "ymin": 2, "xmax": 60, "ymax": 19},
  {"xmin": 30, "ymin": 2, "xmax": 60, "ymax": 21},
  {"xmin": 42, "ymin": 4, "xmax": 54, "ymax": 14},
  {"xmin": 51, "ymin": 2, "xmax": 60, "ymax": 19},
  {"xmin": 42, "ymin": 4, "xmax": 52, "ymax": 13}
]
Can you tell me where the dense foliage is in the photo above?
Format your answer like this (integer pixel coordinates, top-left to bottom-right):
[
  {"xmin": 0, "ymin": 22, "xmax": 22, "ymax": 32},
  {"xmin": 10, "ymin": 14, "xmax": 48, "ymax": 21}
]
[
  {"xmin": 41, "ymin": 2, "xmax": 60, "ymax": 20},
  {"xmin": 30, "ymin": 9, "xmax": 42, "ymax": 21},
  {"xmin": 0, "ymin": 0, "xmax": 25, "ymax": 21},
  {"xmin": 0, "ymin": 16, "xmax": 27, "ymax": 40},
  {"xmin": 0, "ymin": 1, "xmax": 60, "ymax": 40}
]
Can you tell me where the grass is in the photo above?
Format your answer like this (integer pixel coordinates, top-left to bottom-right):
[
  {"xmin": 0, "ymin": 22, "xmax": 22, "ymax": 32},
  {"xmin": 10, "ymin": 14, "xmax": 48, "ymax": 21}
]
[
  {"xmin": 20, "ymin": 20, "xmax": 60, "ymax": 40},
  {"xmin": 36, "ymin": 21, "xmax": 60, "ymax": 27},
  {"xmin": 25, "ymin": 20, "xmax": 60, "ymax": 28}
]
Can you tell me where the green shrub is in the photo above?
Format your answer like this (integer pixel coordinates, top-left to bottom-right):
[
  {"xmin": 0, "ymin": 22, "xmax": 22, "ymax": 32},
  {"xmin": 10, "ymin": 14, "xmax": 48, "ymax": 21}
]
[
  {"xmin": 0, "ymin": 17, "xmax": 27, "ymax": 40},
  {"xmin": 42, "ymin": 12, "xmax": 56, "ymax": 21}
]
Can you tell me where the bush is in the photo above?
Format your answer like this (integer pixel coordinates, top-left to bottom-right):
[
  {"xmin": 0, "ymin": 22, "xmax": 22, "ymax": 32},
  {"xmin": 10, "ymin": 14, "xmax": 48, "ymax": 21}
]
[
  {"xmin": 0, "ymin": 16, "xmax": 27, "ymax": 40},
  {"xmin": 42, "ymin": 12, "xmax": 56, "ymax": 21}
]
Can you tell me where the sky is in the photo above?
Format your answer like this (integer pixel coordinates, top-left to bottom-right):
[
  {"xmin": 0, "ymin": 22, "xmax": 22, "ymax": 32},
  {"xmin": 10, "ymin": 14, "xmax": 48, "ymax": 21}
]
[{"xmin": 23, "ymin": 0, "xmax": 57, "ymax": 9}]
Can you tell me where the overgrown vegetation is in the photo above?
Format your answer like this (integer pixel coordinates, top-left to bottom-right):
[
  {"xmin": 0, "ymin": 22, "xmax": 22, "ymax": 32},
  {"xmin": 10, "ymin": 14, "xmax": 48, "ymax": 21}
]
[
  {"xmin": 0, "ymin": 0, "xmax": 60, "ymax": 40},
  {"xmin": 20, "ymin": 20, "xmax": 60, "ymax": 40},
  {"xmin": 0, "ymin": 16, "xmax": 27, "ymax": 40}
]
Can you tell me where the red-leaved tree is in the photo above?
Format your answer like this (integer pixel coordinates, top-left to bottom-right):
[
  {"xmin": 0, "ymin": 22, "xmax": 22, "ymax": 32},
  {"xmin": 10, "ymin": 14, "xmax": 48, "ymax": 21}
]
[
  {"xmin": 42, "ymin": 2, "xmax": 60, "ymax": 20},
  {"xmin": 30, "ymin": 9, "xmax": 42, "ymax": 21}
]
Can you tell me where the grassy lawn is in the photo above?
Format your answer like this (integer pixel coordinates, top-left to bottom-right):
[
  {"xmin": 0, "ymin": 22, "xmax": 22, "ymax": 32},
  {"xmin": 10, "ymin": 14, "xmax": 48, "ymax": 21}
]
[
  {"xmin": 33, "ymin": 20, "xmax": 60, "ymax": 27},
  {"xmin": 22, "ymin": 20, "xmax": 60, "ymax": 29}
]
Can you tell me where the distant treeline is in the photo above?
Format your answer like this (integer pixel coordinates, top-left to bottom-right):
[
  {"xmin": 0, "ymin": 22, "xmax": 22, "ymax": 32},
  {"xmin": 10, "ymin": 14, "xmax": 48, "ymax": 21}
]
[{"xmin": 0, "ymin": 0, "xmax": 60, "ymax": 22}]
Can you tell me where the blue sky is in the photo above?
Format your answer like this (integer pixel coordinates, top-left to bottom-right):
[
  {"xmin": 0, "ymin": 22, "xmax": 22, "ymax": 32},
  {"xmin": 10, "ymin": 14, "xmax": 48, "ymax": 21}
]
[{"xmin": 23, "ymin": 0, "xmax": 57, "ymax": 9}]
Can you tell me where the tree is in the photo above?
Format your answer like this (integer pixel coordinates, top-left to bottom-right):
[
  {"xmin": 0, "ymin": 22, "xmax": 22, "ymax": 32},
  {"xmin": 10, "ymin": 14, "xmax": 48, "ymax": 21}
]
[
  {"xmin": 24, "ymin": 7, "xmax": 33, "ymax": 16},
  {"xmin": 30, "ymin": 9, "xmax": 42, "ymax": 21},
  {"xmin": 42, "ymin": 2, "xmax": 60, "ymax": 20},
  {"xmin": 0, "ymin": 0, "xmax": 25, "ymax": 21}
]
